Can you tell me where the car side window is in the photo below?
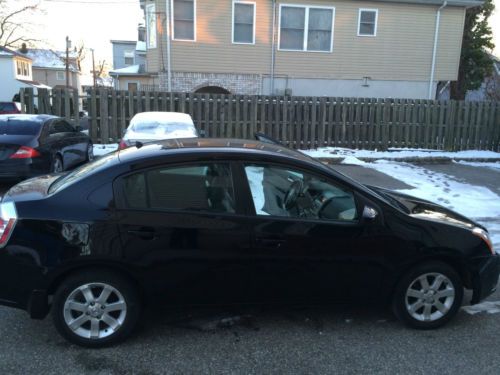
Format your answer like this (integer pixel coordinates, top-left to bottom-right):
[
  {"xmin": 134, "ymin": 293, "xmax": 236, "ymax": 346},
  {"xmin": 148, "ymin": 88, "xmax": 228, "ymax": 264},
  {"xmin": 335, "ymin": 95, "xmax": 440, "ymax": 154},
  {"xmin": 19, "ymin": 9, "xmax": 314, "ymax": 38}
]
[
  {"xmin": 244, "ymin": 164, "xmax": 358, "ymax": 222},
  {"xmin": 121, "ymin": 163, "xmax": 236, "ymax": 214},
  {"xmin": 50, "ymin": 120, "xmax": 75, "ymax": 134}
]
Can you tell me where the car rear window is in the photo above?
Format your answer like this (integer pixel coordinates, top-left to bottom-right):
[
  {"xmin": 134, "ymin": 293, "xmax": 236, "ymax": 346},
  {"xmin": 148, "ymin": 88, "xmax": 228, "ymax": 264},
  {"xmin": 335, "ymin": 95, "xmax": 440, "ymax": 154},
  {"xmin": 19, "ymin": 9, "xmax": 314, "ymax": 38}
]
[
  {"xmin": 49, "ymin": 152, "xmax": 117, "ymax": 194},
  {"xmin": 132, "ymin": 122, "xmax": 198, "ymax": 137},
  {"xmin": 0, "ymin": 103, "xmax": 17, "ymax": 112},
  {"xmin": 0, "ymin": 120, "xmax": 41, "ymax": 135}
]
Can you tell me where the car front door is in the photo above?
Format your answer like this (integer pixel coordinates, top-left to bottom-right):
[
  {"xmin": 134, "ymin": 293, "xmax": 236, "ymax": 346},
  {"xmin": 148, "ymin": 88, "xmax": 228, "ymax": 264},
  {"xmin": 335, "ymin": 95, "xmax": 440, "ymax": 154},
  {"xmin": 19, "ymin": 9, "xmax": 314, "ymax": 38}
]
[
  {"xmin": 240, "ymin": 162, "xmax": 393, "ymax": 303},
  {"xmin": 114, "ymin": 161, "xmax": 254, "ymax": 304}
]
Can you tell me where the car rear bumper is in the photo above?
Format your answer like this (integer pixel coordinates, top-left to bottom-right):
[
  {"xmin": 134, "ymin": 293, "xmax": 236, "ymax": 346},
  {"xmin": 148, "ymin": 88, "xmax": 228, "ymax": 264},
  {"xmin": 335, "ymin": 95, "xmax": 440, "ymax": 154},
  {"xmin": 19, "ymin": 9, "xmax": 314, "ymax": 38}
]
[
  {"xmin": 0, "ymin": 159, "xmax": 50, "ymax": 180},
  {"xmin": 471, "ymin": 254, "xmax": 500, "ymax": 304}
]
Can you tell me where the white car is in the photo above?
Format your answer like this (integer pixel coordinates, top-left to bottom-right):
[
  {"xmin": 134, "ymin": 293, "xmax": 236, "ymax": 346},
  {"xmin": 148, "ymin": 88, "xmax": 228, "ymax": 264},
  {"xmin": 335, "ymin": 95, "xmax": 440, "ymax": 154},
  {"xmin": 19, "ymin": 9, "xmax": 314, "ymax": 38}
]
[{"xmin": 119, "ymin": 112, "xmax": 198, "ymax": 149}]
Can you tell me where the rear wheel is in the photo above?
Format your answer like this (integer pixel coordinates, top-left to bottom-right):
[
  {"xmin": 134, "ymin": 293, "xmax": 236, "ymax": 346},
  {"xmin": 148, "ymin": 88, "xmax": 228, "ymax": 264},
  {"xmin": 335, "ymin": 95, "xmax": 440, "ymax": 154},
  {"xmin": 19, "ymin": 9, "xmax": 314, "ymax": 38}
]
[
  {"xmin": 52, "ymin": 270, "xmax": 141, "ymax": 347},
  {"xmin": 392, "ymin": 262, "xmax": 463, "ymax": 329},
  {"xmin": 51, "ymin": 155, "xmax": 63, "ymax": 173}
]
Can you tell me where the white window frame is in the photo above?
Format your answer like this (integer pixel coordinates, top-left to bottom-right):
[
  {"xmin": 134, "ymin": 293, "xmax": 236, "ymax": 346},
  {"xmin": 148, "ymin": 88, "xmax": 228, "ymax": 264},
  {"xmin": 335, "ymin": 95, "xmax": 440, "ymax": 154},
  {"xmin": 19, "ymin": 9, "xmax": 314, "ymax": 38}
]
[
  {"xmin": 146, "ymin": 3, "xmax": 157, "ymax": 49},
  {"xmin": 232, "ymin": 0, "xmax": 256, "ymax": 45},
  {"xmin": 124, "ymin": 50, "xmax": 135, "ymax": 65},
  {"xmin": 56, "ymin": 71, "xmax": 65, "ymax": 81},
  {"xmin": 357, "ymin": 8, "xmax": 378, "ymax": 37},
  {"xmin": 171, "ymin": 0, "xmax": 197, "ymax": 42},
  {"xmin": 278, "ymin": 4, "xmax": 335, "ymax": 53}
]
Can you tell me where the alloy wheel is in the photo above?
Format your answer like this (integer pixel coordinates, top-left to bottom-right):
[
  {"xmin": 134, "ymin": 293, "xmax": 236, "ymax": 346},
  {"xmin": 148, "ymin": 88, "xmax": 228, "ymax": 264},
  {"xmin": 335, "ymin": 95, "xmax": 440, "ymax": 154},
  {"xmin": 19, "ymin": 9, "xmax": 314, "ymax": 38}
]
[
  {"xmin": 63, "ymin": 283, "xmax": 127, "ymax": 340},
  {"xmin": 404, "ymin": 272, "xmax": 455, "ymax": 322}
]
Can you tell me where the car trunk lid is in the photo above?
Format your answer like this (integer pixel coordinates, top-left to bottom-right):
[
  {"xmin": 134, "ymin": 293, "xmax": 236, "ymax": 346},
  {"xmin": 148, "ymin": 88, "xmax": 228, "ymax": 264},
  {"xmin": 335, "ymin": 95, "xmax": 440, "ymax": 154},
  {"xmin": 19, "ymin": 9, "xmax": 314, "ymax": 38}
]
[
  {"xmin": 2, "ymin": 174, "xmax": 61, "ymax": 203},
  {"xmin": 0, "ymin": 136, "xmax": 35, "ymax": 161}
]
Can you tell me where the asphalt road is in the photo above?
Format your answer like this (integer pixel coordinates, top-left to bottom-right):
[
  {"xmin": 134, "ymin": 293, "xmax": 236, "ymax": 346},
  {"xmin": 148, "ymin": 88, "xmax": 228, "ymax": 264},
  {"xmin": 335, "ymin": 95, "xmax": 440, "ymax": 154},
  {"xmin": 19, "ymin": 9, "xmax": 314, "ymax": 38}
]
[{"xmin": 0, "ymin": 163, "xmax": 499, "ymax": 374}]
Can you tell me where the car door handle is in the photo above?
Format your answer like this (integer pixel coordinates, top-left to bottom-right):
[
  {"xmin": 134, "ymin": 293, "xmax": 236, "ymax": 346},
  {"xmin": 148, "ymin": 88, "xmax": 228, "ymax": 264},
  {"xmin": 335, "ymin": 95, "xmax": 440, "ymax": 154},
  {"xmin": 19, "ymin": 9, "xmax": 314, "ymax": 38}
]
[
  {"xmin": 256, "ymin": 237, "xmax": 286, "ymax": 249},
  {"xmin": 127, "ymin": 228, "xmax": 157, "ymax": 240}
]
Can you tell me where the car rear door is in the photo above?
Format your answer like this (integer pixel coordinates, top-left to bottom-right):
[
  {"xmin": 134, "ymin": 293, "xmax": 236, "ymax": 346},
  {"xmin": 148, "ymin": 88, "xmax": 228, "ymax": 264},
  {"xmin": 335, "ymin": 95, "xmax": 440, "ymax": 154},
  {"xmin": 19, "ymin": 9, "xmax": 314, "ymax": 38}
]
[
  {"xmin": 48, "ymin": 120, "xmax": 87, "ymax": 168},
  {"xmin": 240, "ymin": 162, "xmax": 394, "ymax": 303},
  {"xmin": 114, "ymin": 161, "xmax": 254, "ymax": 304}
]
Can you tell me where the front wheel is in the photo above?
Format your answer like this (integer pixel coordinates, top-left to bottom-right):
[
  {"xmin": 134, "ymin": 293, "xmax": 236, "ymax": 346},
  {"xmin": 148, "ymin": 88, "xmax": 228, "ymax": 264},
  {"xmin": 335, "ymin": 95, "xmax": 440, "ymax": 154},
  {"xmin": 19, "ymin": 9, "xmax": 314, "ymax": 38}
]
[
  {"xmin": 52, "ymin": 270, "xmax": 141, "ymax": 347},
  {"xmin": 86, "ymin": 142, "xmax": 94, "ymax": 162},
  {"xmin": 392, "ymin": 262, "xmax": 463, "ymax": 329}
]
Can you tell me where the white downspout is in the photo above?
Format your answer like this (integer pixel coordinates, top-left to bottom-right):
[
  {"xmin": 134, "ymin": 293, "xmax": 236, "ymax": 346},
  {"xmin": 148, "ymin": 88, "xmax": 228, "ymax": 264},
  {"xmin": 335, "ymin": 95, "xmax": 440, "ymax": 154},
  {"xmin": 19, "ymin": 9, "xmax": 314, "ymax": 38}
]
[
  {"xmin": 270, "ymin": 0, "xmax": 276, "ymax": 95},
  {"xmin": 429, "ymin": 1, "xmax": 447, "ymax": 99},
  {"xmin": 166, "ymin": 0, "xmax": 172, "ymax": 91}
]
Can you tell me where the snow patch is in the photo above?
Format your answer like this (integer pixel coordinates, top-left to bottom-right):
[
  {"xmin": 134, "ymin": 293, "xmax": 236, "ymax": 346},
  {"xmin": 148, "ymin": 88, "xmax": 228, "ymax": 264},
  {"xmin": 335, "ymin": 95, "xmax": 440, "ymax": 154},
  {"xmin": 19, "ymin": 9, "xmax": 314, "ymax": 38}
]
[
  {"xmin": 340, "ymin": 156, "xmax": 367, "ymax": 166},
  {"xmin": 462, "ymin": 301, "xmax": 500, "ymax": 315},
  {"xmin": 303, "ymin": 147, "xmax": 500, "ymax": 160},
  {"xmin": 93, "ymin": 144, "xmax": 118, "ymax": 156}
]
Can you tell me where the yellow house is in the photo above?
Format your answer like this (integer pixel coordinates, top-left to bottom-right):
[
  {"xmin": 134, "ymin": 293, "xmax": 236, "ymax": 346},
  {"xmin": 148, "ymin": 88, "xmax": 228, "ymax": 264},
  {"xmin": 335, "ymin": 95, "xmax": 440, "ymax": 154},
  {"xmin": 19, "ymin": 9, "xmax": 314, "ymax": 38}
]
[{"xmin": 139, "ymin": 0, "xmax": 480, "ymax": 99}]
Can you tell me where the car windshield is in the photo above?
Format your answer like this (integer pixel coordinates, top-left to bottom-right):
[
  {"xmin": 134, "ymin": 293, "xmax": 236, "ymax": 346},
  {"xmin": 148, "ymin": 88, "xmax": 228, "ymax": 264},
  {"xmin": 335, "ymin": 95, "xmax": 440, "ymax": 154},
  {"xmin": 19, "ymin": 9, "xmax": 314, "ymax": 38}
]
[
  {"xmin": 132, "ymin": 122, "xmax": 198, "ymax": 137},
  {"xmin": 49, "ymin": 152, "xmax": 117, "ymax": 194},
  {"xmin": 0, "ymin": 120, "xmax": 41, "ymax": 135}
]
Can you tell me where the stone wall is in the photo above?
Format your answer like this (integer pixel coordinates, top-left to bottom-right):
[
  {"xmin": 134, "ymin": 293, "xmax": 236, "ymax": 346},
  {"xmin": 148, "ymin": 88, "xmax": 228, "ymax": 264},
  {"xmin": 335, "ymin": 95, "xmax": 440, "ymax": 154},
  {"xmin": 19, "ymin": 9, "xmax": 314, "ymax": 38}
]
[{"xmin": 158, "ymin": 72, "xmax": 262, "ymax": 94}]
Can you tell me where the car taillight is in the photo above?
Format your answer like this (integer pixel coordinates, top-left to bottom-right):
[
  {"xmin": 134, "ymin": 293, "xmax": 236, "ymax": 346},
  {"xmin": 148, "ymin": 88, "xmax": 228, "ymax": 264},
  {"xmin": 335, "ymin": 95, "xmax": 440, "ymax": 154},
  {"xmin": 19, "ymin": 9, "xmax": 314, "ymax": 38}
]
[
  {"xmin": 9, "ymin": 146, "xmax": 41, "ymax": 159},
  {"xmin": 0, "ymin": 202, "xmax": 17, "ymax": 248},
  {"xmin": 118, "ymin": 139, "xmax": 128, "ymax": 150}
]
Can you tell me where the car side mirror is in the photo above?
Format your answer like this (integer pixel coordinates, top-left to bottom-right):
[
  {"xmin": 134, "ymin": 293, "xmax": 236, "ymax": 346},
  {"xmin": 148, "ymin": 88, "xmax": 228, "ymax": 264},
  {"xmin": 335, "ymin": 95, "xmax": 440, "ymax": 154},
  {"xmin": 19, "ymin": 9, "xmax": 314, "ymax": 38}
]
[
  {"xmin": 362, "ymin": 206, "xmax": 378, "ymax": 220},
  {"xmin": 199, "ymin": 129, "xmax": 206, "ymax": 138},
  {"xmin": 75, "ymin": 125, "xmax": 83, "ymax": 132}
]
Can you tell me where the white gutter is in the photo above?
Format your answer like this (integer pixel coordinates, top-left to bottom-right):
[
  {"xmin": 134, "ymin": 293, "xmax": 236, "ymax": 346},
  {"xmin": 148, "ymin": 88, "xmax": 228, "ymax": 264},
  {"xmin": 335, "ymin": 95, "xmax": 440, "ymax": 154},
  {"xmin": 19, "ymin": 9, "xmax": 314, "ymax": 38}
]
[
  {"xmin": 428, "ymin": 0, "xmax": 447, "ymax": 99},
  {"xmin": 166, "ymin": 0, "xmax": 172, "ymax": 91},
  {"xmin": 270, "ymin": 0, "xmax": 276, "ymax": 95}
]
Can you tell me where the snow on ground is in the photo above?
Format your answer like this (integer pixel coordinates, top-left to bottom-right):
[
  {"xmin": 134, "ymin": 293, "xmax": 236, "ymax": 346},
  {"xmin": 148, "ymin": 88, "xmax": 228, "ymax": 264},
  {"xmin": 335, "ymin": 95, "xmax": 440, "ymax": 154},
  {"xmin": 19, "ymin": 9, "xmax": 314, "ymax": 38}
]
[
  {"xmin": 93, "ymin": 144, "xmax": 118, "ymax": 156},
  {"xmin": 303, "ymin": 147, "xmax": 500, "ymax": 160}
]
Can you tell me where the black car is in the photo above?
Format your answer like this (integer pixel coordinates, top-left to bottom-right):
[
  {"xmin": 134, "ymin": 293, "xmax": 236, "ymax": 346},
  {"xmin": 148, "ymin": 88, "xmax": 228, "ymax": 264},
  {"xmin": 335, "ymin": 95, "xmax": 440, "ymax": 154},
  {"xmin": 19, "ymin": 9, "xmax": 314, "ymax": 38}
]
[
  {"xmin": 0, "ymin": 138, "xmax": 498, "ymax": 347},
  {"xmin": 0, "ymin": 114, "xmax": 93, "ymax": 180}
]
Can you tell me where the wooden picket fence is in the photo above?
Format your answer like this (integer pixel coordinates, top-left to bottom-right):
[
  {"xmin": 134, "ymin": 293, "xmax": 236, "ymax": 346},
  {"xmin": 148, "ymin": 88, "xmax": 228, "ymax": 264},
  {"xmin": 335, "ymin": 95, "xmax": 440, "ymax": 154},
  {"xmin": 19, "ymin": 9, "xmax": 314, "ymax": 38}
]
[{"xmin": 20, "ymin": 88, "xmax": 500, "ymax": 151}]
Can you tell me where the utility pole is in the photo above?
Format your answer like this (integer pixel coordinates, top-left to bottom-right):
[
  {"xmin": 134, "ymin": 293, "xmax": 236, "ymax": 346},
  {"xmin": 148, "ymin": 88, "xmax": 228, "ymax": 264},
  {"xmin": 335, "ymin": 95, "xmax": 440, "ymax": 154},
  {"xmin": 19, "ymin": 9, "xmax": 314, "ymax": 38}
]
[
  {"xmin": 91, "ymin": 48, "xmax": 96, "ymax": 90},
  {"xmin": 65, "ymin": 36, "xmax": 71, "ymax": 89}
]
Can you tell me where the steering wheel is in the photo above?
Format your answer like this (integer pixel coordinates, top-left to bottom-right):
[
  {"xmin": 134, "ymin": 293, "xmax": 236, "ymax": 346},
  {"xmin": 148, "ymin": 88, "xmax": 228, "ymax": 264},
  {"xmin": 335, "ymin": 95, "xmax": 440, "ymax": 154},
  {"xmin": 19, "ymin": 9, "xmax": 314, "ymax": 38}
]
[{"xmin": 283, "ymin": 180, "xmax": 304, "ymax": 210}]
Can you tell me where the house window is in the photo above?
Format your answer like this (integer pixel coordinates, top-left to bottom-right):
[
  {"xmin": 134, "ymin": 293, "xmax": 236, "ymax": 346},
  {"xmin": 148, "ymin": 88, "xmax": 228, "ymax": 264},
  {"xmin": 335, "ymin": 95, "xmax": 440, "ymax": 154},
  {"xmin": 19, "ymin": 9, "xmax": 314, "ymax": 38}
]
[
  {"xmin": 279, "ymin": 5, "xmax": 334, "ymax": 52},
  {"xmin": 124, "ymin": 51, "xmax": 134, "ymax": 65},
  {"xmin": 16, "ymin": 61, "xmax": 30, "ymax": 78},
  {"xmin": 56, "ymin": 71, "xmax": 65, "ymax": 81},
  {"xmin": 146, "ymin": 3, "xmax": 157, "ymax": 48},
  {"xmin": 172, "ymin": 0, "xmax": 196, "ymax": 41},
  {"xmin": 233, "ymin": 1, "xmax": 255, "ymax": 44},
  {"xmin": 358, "ymin": 9, "xmax": 378, "ymax": 36},
  {"xmin": 16, "ymin": 61, "xmax": 22, "ymax": 75}
]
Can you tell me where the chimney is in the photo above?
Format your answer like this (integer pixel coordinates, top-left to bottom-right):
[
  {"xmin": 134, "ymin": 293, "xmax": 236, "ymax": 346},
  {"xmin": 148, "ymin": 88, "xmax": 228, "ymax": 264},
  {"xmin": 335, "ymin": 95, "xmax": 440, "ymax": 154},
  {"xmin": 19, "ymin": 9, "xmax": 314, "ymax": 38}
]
[
  {"xmin": 19, "ymin": 43, "xmax": 28, "ymax": 54},
  {"xmin": 138, "ymin": 24, "xmax": 146, "ymax": 42}
]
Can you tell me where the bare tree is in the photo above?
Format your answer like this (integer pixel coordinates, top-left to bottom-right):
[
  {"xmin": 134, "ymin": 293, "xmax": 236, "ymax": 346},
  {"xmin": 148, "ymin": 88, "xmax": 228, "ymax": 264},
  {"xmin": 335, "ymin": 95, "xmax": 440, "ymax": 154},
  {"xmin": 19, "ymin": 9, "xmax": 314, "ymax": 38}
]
[
  {"xmin": 0, "ymin": 0, "xmax": 42, "ymax": 48},
  {"xmin": 74, "ymin": 42, "xmax": 86, "ymax": 71}
]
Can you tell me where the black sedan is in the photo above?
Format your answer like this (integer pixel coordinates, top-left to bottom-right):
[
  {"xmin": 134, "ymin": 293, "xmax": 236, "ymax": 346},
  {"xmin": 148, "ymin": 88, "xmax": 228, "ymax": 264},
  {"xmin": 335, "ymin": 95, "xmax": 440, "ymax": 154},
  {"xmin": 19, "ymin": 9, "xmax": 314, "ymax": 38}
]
[
  {"xmin": 0, "ymin": 114, "xmax": 93, "ymax": 180},
  {"xmin": 0, "ymin": 138, "xmax": 498, "ymax": 347}
]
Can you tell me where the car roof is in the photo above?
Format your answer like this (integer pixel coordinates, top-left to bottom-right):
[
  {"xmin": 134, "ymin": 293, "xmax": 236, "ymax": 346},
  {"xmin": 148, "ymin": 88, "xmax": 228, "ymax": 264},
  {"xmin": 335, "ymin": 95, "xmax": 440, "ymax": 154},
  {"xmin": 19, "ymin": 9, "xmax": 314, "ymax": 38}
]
[
  {"xmin": 130, "ymin": 111, "xmax": 194, "ymax": 125},
  {"xmin": 118, "ymin": 137, "xmax": 319, "ymax": 165},
  {"xmin": 0, "ymin": 114, "xmax": 58, "ymax": 123}
]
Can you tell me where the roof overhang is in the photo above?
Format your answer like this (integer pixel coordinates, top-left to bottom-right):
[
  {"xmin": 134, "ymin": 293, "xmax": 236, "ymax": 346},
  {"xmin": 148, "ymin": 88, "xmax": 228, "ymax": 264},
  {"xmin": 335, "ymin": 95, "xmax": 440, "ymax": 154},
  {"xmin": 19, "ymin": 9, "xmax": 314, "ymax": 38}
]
[{"xmin": 362, "ymin": 0, "xmax": 483, "ymax": 8}]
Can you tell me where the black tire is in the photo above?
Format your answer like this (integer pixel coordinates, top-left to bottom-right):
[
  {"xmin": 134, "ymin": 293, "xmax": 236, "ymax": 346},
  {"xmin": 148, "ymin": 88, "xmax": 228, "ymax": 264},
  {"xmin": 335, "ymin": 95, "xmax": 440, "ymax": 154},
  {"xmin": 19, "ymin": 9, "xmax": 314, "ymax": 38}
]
[
  {"xmin": 392, "ymin": 261, "xmax": 463, "ymax": 329},
  {"xmin": 86, "ymin": 142, "xmax": 94, "ymax": 162},
  {"xmin": 52, "ymin": 270, "xmax": 141, "ymax": 347},
  {"xmin": 51, "ymin": 155, "xmax": 64, "ymax": 173}
]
